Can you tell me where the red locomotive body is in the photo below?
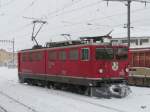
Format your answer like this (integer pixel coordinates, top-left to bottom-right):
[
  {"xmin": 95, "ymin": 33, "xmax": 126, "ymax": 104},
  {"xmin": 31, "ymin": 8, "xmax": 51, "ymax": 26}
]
[{"xmin": 18, "ymin": 36, "xmax": 130, "ymax": 98}]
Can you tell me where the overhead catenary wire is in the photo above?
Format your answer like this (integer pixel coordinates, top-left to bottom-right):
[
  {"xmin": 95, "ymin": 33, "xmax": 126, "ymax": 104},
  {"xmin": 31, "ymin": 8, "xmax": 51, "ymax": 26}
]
[
  {"xmin": 3, "ymin": 0, "xmax": 39, "ymax": 25},
  {"xmin": 44, "ymin": 23, "xmax": 124, "ymax": 40},
  {"xmin": 19, "ymin": 0, "xmax": 38, "ymax": 13},
  {"xmin": 44, "ymin": 14, "xmax": 150, "ymax": 41},
  {"xmin": 44, "ymin": 0, "xmax": 150, "ymax": 23},
  {"xmin": 1, "ymin": 2, "xmax": 149, "ymax": 39},
  {"xmin": 0, "ymin": 0, "xmax": 150, "ymax": 42},
  {"xmin": 45, "ymin": 0, "xmax": 104, "ymax": 20},
  {"xmin": 0, "ymin": 0, "xmax": 16, "ymax": 8},
  {"xmin": 44, "ymin": 0, "xmax": 83, "ymax": 19},
  {"xmin": 0, "ymin": 23, "xmax": 32, "ymax": 37},
  {"xmin": 40, "ymin": 6, "xmax": 150, "ymax": 34},
  {"xmin": 36, "ymin": 13, "xmax": 150, "ymax": 44},
  {"xmin": 2, "ymin": 0, "xmax": 150, "ymax": 28}
]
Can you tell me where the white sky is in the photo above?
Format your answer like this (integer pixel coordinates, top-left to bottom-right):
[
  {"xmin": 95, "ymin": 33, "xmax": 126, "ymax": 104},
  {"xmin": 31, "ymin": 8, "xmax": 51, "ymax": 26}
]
[{"xmin": 0, "ymin": 0, "xmax": 150, "ymax": 51}]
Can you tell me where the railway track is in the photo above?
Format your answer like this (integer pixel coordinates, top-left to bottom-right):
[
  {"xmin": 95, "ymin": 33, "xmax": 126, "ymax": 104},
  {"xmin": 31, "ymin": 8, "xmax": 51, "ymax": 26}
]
[
  {"xmin": 76, "ymin": 98, "xmax": 127, "ymax": 112},
  {"xmin": 46, "ymin": 89, "xmax": 129, "ymax": 112},
  {"xmin": 0, "ymin": 83, "xmax": 128, "ymax": 112},
  {"xmin": 0, "ymin": 90, "xmax": 39, "ymax": 112},
  {"xmin": 0, "ymin": 105, "xmax": 8, "ymax": 112}
]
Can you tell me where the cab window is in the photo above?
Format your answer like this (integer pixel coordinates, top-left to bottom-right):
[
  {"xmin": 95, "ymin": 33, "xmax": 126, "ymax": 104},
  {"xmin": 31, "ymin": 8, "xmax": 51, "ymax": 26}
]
[{"xmin": 96, "ymin": 48, "xmax": 113, "ymax": 60}]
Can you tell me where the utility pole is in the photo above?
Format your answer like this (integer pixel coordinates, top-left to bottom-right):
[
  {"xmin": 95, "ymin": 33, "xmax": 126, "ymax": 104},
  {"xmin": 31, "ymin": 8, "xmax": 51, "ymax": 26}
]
[
  {"xmin": 104, "ymin": 0, "xmax": 149, "ymax": 47},
  {"xmin": 127, "ymin": 0, "xmax": 131, "ymax": 47}
]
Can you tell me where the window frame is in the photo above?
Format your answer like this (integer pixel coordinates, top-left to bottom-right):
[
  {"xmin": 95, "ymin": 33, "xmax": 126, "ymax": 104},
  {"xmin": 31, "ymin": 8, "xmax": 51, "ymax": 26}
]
[
  {"xmin": 35, "ymin": 52, "xmax": 43, "ymax": 61},
  {"xmin": 81, "ymin": 48, "xmax": 90, "ymax": 61},
  {"xmin": 95, "ymin": 47, "xmax": 114, "ymax": 60},
  {"xmin": 21, "ymin": 53, "xmax": 26, "ymax": 62},
  {"xmin": 59, "ymin": 50, "xmax": 67, "ymax": 61},
  {"xmin": 48, "ymin": 51, "xmax": 57, "ymax": 61},
  {"xmin": 140, "ymin": 39, "xmax": 149, "ymax": 45},
  {"xmin": 29, "ymin": 52, "xmax": 33, "ymax": 62},
  {"xmin": 130, "ymin": 39, "xmax": 138, "ymax": 45},
  {"xmin": 69, "ymin": 49, "xmax": 79, "ymax": 61},
  {"xmin": 122, "ymin": 40, "xmax": 128, "ymax": 44}
]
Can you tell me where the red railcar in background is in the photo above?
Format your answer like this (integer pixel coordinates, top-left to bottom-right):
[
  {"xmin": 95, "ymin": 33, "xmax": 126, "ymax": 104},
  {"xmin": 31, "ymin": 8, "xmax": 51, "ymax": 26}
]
[
  {"xmin": 18, "ymin": 36, "xmax": 130, "ymax": 98},
  {"xmin": 128, "ymin": 48, "xmax": 150, "ymax": 86}
]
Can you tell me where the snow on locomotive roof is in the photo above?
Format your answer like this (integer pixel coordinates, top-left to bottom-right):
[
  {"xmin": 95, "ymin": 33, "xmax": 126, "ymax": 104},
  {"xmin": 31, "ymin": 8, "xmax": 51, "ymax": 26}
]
[
  {"xmin": 20, "ymin": 44, "xmax": 128, "ymax": 54},
  {"xmin": 19, "ymin": 35, "xmax": 128, "ymax": 52},
  {"xmin": 46, "ymin": 40, "xmax": 82, "ymax": 48},
  {"xmin": 80, "ymin": 35, "xmax": 112, "ymax": 41}
]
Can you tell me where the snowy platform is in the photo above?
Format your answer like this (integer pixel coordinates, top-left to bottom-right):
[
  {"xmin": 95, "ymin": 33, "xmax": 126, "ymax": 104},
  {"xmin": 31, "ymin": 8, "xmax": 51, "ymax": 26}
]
[{"xmin": 0, "ymin": 67, "xmax": 150, "ymax": 112}]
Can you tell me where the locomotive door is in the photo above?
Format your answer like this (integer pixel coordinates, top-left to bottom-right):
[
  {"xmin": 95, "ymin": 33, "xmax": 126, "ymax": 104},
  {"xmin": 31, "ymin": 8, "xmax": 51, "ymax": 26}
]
[
  {"xmin": 79, "ymin": 48, "xmax": 92, "ymax": 78},
  {"xmin": 47, "ymin": 50, "xmax": 60, "ymax": 76},
  {"xmin": 58, "ymin": 50, "xmax": 67, "ymax": 76},
  {"xmin": 57, "ymin": 49, "xmax": 79, "ymax": 77},
  {"xmin": 67, "ymin": 48, "xmax": 80, "ymax": 77}
]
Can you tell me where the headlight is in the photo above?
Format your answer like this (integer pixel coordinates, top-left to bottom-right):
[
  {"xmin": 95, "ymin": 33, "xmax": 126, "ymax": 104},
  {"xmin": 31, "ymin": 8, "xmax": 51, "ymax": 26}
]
[
  {"xmin": 99, "ymin": 69, "xmax": 103, "ymax": 73},
  {"xmin": 125, "ymin": 68, "xmax": 129, "ymax": 72}
]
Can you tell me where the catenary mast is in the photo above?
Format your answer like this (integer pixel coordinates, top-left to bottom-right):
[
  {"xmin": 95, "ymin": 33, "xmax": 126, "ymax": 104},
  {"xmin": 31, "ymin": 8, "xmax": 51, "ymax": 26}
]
[{"xmin": 104, "ymin": 0, "xmax": 149, "ymax": 47}]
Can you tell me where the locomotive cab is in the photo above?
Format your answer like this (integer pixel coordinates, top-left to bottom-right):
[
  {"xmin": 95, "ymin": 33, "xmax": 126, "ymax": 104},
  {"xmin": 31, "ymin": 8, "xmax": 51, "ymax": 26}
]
[
  {"xmin": 94, "ymin": 46, "xmax": 129, "ymax": 79},
  {"xmin": 79, "ymin": 36, "xmax": 130, "ymax": 98},
  {"xmin": 80, "ymin": 36, "xmax": 129, "ymax": 80}
]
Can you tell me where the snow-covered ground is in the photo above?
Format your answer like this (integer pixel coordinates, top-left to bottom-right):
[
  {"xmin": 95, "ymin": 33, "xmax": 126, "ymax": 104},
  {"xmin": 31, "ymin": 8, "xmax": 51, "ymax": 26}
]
[{"xmin": 0, "ymin": 67, "xmax": 150, "ymax": 112}]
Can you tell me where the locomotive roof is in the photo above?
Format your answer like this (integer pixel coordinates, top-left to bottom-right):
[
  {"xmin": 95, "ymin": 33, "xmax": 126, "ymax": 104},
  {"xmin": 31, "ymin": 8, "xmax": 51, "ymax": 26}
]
[
  {"xmin": 45, "ymin": 40, "xmax": 82, "ymax": 48},
  {"xmin": 19, "ymin": 43, "xmax": 128, "ymax": 53},
  {"xmin": 19, "ymin": 35, "xmax": 127, "ymax": 53},
  {"xmin": 80, "ymin": 35, "xmax": 112, "ymax": 39},
  {"xmin": 80, "ymin": 35, "xmax": 112, "ymax": 41}
]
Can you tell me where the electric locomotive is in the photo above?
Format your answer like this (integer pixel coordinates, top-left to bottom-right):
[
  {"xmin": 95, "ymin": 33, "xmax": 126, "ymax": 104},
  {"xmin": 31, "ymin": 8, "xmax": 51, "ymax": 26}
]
[{"xmin": 18, "ymin": 36, "xmax": 131, "ymax": 98}]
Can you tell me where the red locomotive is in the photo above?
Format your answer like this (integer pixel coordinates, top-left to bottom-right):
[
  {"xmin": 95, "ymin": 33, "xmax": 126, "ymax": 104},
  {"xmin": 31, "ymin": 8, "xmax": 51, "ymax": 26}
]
[{"xmin": 18, "ymin": 36, "xmax": 130, "ymax": 98}]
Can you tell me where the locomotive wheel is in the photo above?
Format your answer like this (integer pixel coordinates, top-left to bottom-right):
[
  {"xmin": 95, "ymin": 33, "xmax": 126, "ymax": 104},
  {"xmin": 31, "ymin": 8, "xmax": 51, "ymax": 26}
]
[
  {"xmin": 18, "ymin": 76, "xmax": 24, "ymax": 83},
  {"xmin": 26, "ymin": 79, "xmax": 33, "ymax": 85},
  {"xmin": 37, "ymin": 80, "xmax": 46, "ymax": 87},
  {"xmin": 46, "ymin": 81, "xmax": 53, "ymax": 89},
  {"xmin": 77, "ymin": 86, "xmax": 87, "ymax": 95}
]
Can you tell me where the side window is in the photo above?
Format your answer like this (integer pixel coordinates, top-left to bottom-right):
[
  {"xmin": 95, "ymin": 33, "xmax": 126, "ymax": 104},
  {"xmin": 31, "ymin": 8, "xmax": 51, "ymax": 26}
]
[
  {"xmin": 48, "ymin": 51, "xmax": 57, "ymax": 61},
  {"xmin": 29, "ymin": 52, "xmax": 33, "ymax": 62},
  {"xmin": 21, "ymin": 53, "xmax": 26, "ymax": 62},
  {"xmin": 69, "ymin": 49, "xmax": 78, "ymax": 60},
  {"xmin": 81, "ymin": 48, "xmax": 89, "ymax": 60},
  {"xmin": 140, "ymin": 39, "xmax": 149, "ymax": 45},
  {"xmin": 59, "ymin": 51, "xmax": 66, "ymax": 61},
  {"xmin": 35, "ymin": 52, "xmax": 43, "ymax": 61}
]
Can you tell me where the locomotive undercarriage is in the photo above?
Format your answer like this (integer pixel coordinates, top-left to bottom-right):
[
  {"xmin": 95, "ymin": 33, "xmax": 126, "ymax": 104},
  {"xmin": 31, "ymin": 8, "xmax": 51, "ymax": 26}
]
[
  {"xmin": 90, "ymin": 83, "xmax": 131, "ymax": 98},
  {"xmin": 19, "ymin": 74, "xmax": 131, "ymax": 98}
]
